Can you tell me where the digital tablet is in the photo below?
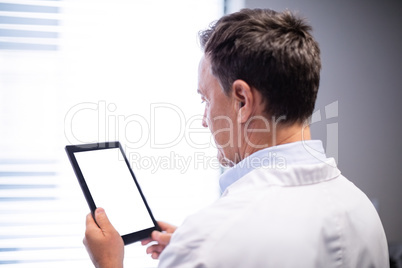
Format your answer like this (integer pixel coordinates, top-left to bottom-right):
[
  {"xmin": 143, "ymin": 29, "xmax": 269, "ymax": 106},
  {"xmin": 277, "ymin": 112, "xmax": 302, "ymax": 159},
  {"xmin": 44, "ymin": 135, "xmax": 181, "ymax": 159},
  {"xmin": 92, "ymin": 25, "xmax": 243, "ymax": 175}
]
[{"xmin": 65, "ymin": 141, "xmax": 160, "ymax": 245}]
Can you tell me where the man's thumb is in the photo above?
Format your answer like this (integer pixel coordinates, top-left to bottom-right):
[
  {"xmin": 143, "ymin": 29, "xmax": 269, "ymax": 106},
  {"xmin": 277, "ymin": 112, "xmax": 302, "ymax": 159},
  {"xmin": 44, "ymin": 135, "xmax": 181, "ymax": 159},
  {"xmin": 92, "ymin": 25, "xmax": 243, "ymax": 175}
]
[{"xmin": 94, "ymin": 207, "xmax": 112, "ymax": 230}]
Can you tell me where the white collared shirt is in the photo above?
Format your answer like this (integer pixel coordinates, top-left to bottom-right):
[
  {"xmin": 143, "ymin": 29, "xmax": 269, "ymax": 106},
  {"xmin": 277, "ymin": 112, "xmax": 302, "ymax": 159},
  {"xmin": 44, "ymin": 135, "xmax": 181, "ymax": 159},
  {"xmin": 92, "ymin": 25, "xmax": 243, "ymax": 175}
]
[{"xmin": 158, "ymin": 141, "xmax": 389, "ymax": 267}]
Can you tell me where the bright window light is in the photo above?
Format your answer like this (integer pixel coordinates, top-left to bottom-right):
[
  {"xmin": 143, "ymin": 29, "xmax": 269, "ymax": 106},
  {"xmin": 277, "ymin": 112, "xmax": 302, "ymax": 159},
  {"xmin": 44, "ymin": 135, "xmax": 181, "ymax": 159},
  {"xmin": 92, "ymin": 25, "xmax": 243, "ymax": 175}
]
[{"xmin": 0, "ymin": 0, "xmax": 224, "ymax": 266}]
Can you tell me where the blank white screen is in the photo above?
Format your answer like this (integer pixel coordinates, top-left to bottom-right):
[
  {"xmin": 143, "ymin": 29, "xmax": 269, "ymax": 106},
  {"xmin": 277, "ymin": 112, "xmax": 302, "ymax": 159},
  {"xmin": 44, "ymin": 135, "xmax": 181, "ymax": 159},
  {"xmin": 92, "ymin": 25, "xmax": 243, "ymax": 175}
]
[{"xmin": 74, "ymin": 148, "xmax": 154, "ymax": 236}]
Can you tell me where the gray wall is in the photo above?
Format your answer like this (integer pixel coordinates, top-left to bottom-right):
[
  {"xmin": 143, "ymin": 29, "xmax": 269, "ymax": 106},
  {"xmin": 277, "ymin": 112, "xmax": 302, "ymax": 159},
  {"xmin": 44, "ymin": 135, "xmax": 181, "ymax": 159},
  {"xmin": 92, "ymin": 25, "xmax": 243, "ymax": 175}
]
[{"xmin": 243, "ymin": 0, "xmax": 402, "ymax": 243}]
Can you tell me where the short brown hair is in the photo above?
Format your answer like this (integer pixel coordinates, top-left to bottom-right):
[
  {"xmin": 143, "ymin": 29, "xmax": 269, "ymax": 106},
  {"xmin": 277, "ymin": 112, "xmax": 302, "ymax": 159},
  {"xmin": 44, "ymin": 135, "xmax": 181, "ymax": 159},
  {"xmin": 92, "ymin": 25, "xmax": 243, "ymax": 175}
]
[{"xmin": 199, "ymin": 8, "xmax": 321, "ymax": 123}]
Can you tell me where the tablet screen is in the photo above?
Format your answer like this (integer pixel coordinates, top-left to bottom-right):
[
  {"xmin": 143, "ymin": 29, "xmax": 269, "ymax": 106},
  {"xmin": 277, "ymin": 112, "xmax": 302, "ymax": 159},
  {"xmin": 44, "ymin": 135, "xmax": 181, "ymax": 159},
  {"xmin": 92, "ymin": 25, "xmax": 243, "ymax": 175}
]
[
  {"xmin": 66, "ymin": 142, "xmax": 158, "ymax": 244},
  {"xmin": 74, "ymin": 148, "xmax": 155, "ymax": 235}
]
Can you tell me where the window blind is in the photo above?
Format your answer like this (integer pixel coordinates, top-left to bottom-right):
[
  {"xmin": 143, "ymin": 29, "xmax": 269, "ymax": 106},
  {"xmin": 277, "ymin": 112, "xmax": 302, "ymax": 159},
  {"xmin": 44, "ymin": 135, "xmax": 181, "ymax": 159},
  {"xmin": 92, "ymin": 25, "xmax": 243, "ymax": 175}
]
[
  {"xmin": 0, "ymin": 0, "xmax": 223, "ymax": 266},
  {"xmin": 0, "ymin": 1, "xmax": 60, "ymax": 51}
]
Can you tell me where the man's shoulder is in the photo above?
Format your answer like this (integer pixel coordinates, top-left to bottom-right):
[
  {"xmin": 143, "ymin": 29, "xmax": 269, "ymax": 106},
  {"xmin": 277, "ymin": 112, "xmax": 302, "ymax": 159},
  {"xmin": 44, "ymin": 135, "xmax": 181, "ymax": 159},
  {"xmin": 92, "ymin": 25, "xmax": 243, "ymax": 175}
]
[{"xmin": 160, "ymin": 171, "xmax": 389, "ymax": 267}]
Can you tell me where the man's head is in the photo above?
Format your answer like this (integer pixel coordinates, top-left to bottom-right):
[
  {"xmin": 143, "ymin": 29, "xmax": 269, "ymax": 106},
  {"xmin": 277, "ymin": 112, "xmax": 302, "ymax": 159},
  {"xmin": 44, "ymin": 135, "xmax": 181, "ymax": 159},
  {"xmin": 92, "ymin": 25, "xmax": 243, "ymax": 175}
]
[
  {"xmin": 199, "ymin": 8, "xmax": 321, "ymax": 124},
  {"xmin": 197, "ymin": 8, "xmax": 321, "ymax": 165}
]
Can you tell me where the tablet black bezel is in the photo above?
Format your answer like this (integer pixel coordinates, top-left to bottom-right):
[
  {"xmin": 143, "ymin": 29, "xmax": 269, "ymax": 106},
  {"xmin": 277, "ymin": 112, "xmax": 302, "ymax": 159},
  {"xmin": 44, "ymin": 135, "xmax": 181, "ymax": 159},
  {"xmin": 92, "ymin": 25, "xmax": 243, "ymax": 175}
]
[{"xmin": 65, "ymin": 141, "xmax": 160, "ymax": 245}]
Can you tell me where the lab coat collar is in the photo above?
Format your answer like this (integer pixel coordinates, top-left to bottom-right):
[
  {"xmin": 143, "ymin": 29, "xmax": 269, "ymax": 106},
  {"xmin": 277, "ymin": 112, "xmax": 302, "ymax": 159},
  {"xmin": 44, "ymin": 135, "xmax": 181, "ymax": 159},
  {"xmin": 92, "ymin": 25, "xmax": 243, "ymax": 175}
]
[{"xmin": 219, "ymin": 140, "xmax": 333, "ymax": 193}]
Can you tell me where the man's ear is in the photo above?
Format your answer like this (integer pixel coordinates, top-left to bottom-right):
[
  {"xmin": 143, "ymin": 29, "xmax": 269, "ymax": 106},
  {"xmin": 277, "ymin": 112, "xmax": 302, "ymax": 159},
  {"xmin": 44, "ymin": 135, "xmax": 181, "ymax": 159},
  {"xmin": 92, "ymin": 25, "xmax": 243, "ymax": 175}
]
[{"xmin": 232, "ymin": 80, "xmax": 253, "ymax": 124}]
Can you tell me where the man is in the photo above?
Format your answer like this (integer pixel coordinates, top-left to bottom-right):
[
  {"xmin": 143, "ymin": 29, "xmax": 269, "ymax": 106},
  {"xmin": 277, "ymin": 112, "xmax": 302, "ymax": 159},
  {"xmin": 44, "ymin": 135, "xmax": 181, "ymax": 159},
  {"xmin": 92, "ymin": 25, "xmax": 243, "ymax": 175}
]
[{"xmin": 83, "ymin": 8, "xmax": 389, "ymax": 267}]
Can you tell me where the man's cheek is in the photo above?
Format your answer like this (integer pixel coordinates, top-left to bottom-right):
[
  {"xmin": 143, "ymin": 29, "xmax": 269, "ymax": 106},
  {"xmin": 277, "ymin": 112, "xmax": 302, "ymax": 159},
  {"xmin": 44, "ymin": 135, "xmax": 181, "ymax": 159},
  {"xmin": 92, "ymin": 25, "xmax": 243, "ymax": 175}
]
[{"xmin": 211, "ymin": 120, "xmax": 234, "ymax": 148}]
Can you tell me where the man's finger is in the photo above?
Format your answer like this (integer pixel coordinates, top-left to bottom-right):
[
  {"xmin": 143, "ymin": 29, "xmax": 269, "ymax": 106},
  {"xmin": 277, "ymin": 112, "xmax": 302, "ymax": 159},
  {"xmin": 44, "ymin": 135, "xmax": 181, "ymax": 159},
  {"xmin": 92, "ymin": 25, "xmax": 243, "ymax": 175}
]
[
  {"xmin": 146, "ymin": 244, "xmax": 164, "ymax": 255},
  {"xmin": 151, "ymin": 252, "xmax": 160, "ymax": 260},
  {"xmin": 151, "ymin": 231, "xmax": 171, "ymax": 246},
  {"xmin": 157, "ymin": 221, "xmax": 177, "ymax": 233},
  {"xmin": 86, "ymin": 213, "xmax": 95, "ymax": 226},
  {"xmin": 94, "ymin": 208, "xmax": 112, "ymax": 231},
  {"xmin": 85, "ymin": 213, "xmax": 100, "ymax": 237},
  {"xmin": 141, "ymin": 238, "xmax": 153, "ymax": 246}
]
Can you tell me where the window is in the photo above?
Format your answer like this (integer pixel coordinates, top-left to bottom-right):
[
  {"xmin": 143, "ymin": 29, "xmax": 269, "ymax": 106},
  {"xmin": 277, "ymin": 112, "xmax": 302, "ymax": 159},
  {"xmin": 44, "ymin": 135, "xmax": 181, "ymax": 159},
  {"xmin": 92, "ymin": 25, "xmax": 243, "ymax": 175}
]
[{"xmin": 0, "ymin": 0, "xmax": 223, "ymax": 266}]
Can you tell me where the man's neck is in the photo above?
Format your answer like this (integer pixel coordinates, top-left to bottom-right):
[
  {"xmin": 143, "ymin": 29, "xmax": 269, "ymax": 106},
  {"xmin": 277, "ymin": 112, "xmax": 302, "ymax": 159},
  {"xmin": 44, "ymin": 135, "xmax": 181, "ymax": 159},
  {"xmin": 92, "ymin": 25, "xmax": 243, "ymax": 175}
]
[
  {"xmin": 275, "ymin": 124, "xmax": 311, "ymax": 146},
  {"xmin": 239, "ymin": 123, "xmax": 311, "ymax": 161}
]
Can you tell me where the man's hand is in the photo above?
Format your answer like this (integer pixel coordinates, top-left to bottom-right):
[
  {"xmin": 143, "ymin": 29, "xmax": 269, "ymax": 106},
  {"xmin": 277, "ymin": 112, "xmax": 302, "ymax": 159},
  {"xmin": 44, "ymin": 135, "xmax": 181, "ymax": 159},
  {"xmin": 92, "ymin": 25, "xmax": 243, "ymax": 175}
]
[
  {"xmin": 141, "ymin": 221, "xmax": 177, "ymax": 259},
  {"xmin": 83, "ymin": 208, "xmax": 124, "ymax": 268}
]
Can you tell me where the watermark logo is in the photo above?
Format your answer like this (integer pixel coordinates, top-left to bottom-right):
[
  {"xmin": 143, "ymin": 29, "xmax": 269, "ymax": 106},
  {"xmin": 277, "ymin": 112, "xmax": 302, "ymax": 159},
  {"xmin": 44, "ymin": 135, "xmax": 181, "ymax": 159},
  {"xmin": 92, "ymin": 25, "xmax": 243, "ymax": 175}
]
[
  {"xmin": 65, "ymin": 100, "xmax": 339, "ymax": 171},
  {"xmin": 64, "ymin": 101, "xmax": 212, "ymax": 150},
  {"xmin": 302, "ymin": 101, "xmax": 338, "ymax": 167}
]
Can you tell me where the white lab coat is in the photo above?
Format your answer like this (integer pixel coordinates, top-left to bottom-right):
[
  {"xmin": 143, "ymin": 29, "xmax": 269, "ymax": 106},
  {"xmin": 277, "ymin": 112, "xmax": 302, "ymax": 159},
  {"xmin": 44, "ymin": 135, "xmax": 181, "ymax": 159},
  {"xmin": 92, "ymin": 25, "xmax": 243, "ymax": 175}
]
[{"xmin": 158, "ymin": 141, "xmax": 389, "ymax": 267}]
